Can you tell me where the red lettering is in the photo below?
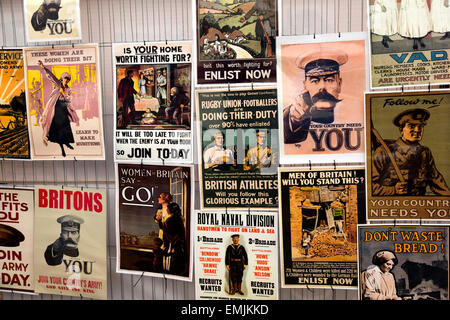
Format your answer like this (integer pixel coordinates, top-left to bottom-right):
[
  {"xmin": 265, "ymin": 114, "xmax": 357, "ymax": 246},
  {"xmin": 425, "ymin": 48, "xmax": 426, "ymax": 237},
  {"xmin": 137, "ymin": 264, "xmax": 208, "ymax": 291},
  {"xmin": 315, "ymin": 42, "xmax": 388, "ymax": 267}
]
[
  {"xmin": 84, "ymin": 192, "xmax": 93, "ymax": 212},
  {"xmin": 38, "ymin": 189, "xmax": 48, "ymax": 207},
  {"xmin": 73, "ymin": 191, "xmax": 83, "ymax": 210},
  {"xmin": 49, "ymin": 190, "xmax": 58, "ymax": 208},
  {"xmin": 93, "ymin": 193, "xmax": 103, "ymax": 213},
  {"xmin": 64, "ymin": 190, "xmax": 73, "ymax": 209},
  {"xmin": 59, "ymin": 189, "xmax": 64, "ymax": 209}
]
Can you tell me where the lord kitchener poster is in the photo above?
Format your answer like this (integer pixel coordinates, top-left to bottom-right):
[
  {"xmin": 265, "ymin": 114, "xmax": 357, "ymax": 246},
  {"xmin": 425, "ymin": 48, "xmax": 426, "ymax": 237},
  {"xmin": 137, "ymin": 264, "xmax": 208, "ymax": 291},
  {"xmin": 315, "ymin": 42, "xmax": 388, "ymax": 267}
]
[
  {"xmin": 23, "ymin": 44, "xmax": 105, "ymax": 160},
  {"xmin": 23, "ymin": 0, "xmax": 82, "ymax": 43},
  {"xmin": 278, "ymin": 32, "xmax": 367, "ymax": 165},
  {"xmin": 34, "ymin": 185, "xmax": 107, "ymax": 299}
]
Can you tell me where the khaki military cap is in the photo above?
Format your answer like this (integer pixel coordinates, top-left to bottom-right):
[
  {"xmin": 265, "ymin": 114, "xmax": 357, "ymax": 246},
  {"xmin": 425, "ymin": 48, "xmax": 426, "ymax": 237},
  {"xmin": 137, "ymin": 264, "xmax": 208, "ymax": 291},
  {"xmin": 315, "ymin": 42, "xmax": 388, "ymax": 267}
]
[
  {"xmin": 57, "ymin": 215, "xmax": 84, "ymax": 232},
  {"xmin": 296, "ymin": 47, "xmax": 348, "ymax": 77},
  {"xmin": 393, "ymin": 108, "xmax": 430, "ymax": 127},
  {"xmin": 0, "ymin": 223, "xmax": 25, "ymax": 247}
]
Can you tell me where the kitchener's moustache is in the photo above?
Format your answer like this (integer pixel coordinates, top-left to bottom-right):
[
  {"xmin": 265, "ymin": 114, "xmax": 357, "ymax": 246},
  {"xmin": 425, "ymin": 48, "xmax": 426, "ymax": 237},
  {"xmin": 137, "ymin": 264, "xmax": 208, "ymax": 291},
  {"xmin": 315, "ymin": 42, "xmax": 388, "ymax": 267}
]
[
  {"xmin": 45, "ymin": 4, "xmax": 61, "ymax": 10},
  {"xmin": 311, "ymin": 90, "xmax": 341, "ymax": 104}
]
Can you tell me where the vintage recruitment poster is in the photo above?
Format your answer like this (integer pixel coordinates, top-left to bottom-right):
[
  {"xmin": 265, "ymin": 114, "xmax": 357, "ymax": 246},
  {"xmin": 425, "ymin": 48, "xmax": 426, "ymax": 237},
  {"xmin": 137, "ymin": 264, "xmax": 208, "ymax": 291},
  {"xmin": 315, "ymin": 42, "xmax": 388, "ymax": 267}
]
[
  {"xmin": 195, "ymin": 0, "xmax": 279, "ymax": 85},
  {"xmin": 0, "ymin": 49, "xmax": 31, "ymax": 159},
  {"xmin": 279, "ymin": 167, "xmax": 366, "ymax": 288},
  {"xmin": 368, "ymin": 0, "xmax": 450, "ymax": 88},
  {"xmin": 197, "ymin": 88, "xmax": 278, "ymax": 209},
  {"xmin": 33, "ymin": 185, "xmax": 107, "ymax": 299},
  {"xmin": 358, "ymin": 224, "xmax": 449, "ymax": 300},
  {"xmin": 113, "ymin": 42, "xmax": 193, "ymax": 164},
  {"xmin": 23, "ymin": 0, "xmax": 82, "ymax": 43},
  {"xmin": 116, "ymin": 163, "xmax": 193, "ymax": 281},
  {"xmin": 366, "ymin": 90, "xmax": 450, "ymax": 220},
  {"xmin": 194, "ymin": 210, "xmax": 278, "ymax": 300},
  {"xmin": 0, "ymin": 188, "xmax": 34, "ymax": 293},
  {"xmin": 277, "ymin": 32, "xmax": 367, "ymax": 165},
  {"xmin": 23, "ymin": 44, "xmax": 105, "ymax": 160}
]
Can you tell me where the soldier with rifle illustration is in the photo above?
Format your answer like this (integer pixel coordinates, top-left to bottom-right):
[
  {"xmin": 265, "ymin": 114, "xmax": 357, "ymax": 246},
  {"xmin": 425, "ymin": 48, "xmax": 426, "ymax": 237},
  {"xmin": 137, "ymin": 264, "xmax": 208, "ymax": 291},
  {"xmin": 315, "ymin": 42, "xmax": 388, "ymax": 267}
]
[{"xmin": 371, "ymin": 108, "xmax": 450, "ymax": 196}]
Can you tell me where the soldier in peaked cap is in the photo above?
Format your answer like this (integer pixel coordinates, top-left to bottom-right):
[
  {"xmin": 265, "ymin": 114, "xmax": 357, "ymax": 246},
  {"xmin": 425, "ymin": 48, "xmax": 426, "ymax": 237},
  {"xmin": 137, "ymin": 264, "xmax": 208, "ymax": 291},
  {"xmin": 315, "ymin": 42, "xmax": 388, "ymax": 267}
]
[
  {"xmin": 0, "ymin": 224, "xmax": 25, "ymax": 247},
  {"xmin": 225, "ymin": 234, "xmax": 248, "ymax": 295},
  {"xmin": 44, "ymin": 215, "xmax": 84, "ymax": 266},
  {"xmin": 372, "ymin": 108, "xmax": 450, "ymax": 196},
  {"xmin": 283, "ymin": 48, "xmax": 348, "ymax": 144}
]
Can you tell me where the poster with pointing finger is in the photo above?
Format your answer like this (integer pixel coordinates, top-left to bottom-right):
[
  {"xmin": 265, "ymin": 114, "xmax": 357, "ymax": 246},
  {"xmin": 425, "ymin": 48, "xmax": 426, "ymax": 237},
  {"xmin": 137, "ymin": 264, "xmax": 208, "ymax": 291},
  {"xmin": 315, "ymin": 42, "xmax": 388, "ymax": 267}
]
[
  {"xmin": 277, "ymin": 32, "xmax": 368, "ymax": 165},
  {"xmin": 33, "ymin": 185, "xmax": 107, "ymax": 299}
]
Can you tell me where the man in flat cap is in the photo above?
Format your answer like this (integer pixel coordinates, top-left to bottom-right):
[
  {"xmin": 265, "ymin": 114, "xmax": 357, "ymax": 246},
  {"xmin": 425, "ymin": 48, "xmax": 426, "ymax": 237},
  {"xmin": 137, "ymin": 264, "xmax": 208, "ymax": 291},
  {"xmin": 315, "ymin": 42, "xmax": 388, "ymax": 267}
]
[
  {"xmin": 283, "ymin": 48, "xmax": 348, "ymax": 144},
  {"xmin": 44, "ymin": 215, "xmax": 84, "ymax": 266},
  {"xmin": 225, "ymin": 234, "xmax": 248, "ymax": 295},
  {"xmin": 372, "ymin": 108, "xmax": 450, "ymax": 196}
]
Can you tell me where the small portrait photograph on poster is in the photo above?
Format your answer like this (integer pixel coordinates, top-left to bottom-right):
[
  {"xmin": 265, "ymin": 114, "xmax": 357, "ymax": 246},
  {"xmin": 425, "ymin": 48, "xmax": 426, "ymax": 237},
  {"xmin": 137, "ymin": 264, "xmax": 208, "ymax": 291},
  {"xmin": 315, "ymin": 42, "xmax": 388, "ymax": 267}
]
[
  {"xmin": 278, "ymin": 32, "xmax": 367, "ymax": 164},
  {"xmin": 195, "ymin": 0, "xmax": 279, "ymax": 85},
  {"xmin": 278, "ymin": 167, "xmax": 366, "ymax": 288},
  {"xmin": 358, "ymin": 224, "xmax": 449, "ymax": 300},
  {"xmin": 113, "ymin": 42, "xmax": 193, "ymax": 164},
  {"xmin": 116, "ymin": 163, "xmax": 193, "ymax": 282},
  {"xmin": 367, "ymin": 0, "xmax": 450, "ymax": 88},
  {"xmin": 33, "ymin": 185, "xmax": 108, "ymax": 299},
  {"xmin": 0, "ymin": 49, "xmax": 31, "ymax": 159},
  {"xmin": 0, "ymin": 188, "xmax": 34, "ymax": 293},
  {"xmin": 194, "ymin": 210, "xmax": 278, "ymax": 300},
  {"xmin": 365, "ymin": 90, "xmax": 450, "ymax": 220},
  {"xmin": 23, "ymin": 44, "xmax": 105, "ymax": 160},
  {"xmin": 23, "ymin": 0, "xmax": 82, "ymax": 43},
  {"xmin": 196, "ymin": 88, "xmax": 279, "ymax": 209}
]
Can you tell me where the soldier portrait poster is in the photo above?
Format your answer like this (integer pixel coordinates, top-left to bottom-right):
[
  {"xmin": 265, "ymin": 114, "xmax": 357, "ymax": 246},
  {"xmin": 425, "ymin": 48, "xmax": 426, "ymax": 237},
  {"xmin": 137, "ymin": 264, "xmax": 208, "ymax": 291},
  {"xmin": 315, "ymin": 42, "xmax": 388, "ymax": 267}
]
[
  {"xmin": 194, "ymin": 210, "xmax": 278, "ymax": 300},
  {"xmin": 113, "ymin": 42, "xmax": 193, "ymax": 164},
  {"xmin": 279, "ymin": 167, "xmax": 366, "ymax": 288},
  {"xmin": 196, "ymin": 88, "xmax": 279, "ymax": 209},
  {"xmin": 367, "ymin": 0, "xmax": 450, "ymax": 88},
  {"xmin": 33, "ymin": 185, "xmax": 107, "ymax": 299},
  {"xmin": 358, "ymin": 224, "xmax": 449, "ymax": 300},
  {"xmin": 23, "ymin": 44, "xmax": 105, "ymax": 160},
  {"xmin": 0, "ymin": 188, "xmax": 34, "ymax": 293},
  {"xmin": 115, "ymin": 163, "xmax": 193, "ymax": 281},
  {"xmin": 23, "ymin": 0, "xmax": 82, "ymax": 43},
  {"xmin": 0, "ymin": 49, "xmax": 31, "ymax": 159},
  {"xmin": 277, "ymin": 32, "xmax": 367, "ymax": 165},
  {"xmin": 195, "ymin": 0, "xmax": 279, "ymax": 85},
  {"xmin": 365, "ymin": 90, "xmax": 450, "ymax": 220}
]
